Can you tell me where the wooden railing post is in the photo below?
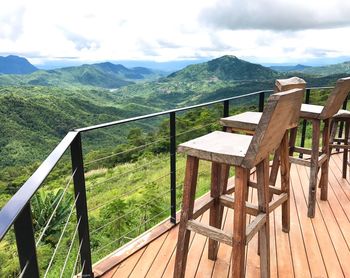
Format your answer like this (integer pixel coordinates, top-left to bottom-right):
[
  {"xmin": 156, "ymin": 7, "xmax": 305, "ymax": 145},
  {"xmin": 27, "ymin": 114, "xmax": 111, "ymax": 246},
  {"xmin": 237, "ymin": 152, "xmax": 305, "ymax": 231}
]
[
  {"xmin": 14, "ymin": 204, "xmax": 39, "ymax": 278},
  {"xmin": 71, "ymin": 133, "xmax": 94, "ymax": 277}
]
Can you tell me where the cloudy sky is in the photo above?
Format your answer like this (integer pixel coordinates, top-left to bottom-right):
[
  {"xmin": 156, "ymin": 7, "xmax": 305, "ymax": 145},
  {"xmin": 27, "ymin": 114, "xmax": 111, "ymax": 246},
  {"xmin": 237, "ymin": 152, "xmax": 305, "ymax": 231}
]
[{"xmin": 1, "ymin": 0, "xmax": 350, "ymax": 67}]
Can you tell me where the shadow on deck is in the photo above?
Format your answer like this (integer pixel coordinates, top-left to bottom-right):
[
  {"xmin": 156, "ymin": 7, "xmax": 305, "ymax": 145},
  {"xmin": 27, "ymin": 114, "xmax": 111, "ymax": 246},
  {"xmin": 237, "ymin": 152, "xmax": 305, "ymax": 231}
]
[{"xmin": 97, "ymin": 153, "xmax": 350, "ymax": 278}]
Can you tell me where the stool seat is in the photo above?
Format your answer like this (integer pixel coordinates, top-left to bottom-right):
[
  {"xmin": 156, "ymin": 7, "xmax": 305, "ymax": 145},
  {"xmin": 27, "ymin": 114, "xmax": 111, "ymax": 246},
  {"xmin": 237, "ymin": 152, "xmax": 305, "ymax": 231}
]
[
  {"xmin": 334, "ymin": 109, "xmax": 350, "ymax": 119},
  {"xmin": 299, "ymin": 104, "xmax": 323, "ymax": 119},
  {"xmin": 178, "ymin": 131, "xmax": 252, "ymax": 165},
  {"xmin": 220, "ymin": 112, "xmax": 262, "ymax": 133}
]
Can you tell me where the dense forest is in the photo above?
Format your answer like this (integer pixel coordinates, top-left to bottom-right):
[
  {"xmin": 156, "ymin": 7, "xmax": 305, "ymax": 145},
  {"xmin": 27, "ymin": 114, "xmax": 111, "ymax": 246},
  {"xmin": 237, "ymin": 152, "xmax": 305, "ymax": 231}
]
[{"xmin": 0, "ymin": 55, "xmax": 348, "ymax": 276}]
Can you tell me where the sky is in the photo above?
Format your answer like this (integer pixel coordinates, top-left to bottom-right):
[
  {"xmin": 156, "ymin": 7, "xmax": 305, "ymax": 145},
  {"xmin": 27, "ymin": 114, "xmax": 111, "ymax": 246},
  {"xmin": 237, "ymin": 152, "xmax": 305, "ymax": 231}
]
[{"xmin": 1, "ymin": 0, "xmax": 350, "ymax": 68}]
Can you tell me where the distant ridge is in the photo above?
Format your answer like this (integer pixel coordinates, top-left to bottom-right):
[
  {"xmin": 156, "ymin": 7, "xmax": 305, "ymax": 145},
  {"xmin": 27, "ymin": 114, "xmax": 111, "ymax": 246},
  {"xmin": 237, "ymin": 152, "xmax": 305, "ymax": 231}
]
[
  {"xmin": 0, "ymin": 55, "xmax": 38, "ymax": 74},
  {"xmin": 168, "ymin": 55, "xmax": 279, "ymax": 81},
  {"xmin": 270, "ymin": 64, "xmax": 311, "ymax": 72},
  {"xmin": 0, "ymin": 61, "xmax": 164, "ymax": 88}
]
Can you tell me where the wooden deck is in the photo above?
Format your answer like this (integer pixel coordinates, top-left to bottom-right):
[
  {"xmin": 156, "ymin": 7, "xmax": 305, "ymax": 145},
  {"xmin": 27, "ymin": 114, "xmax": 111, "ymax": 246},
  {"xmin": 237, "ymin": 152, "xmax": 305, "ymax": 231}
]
[{"xmin": 99, "ymin": 153, "xmax": 350, "ymax": 278}]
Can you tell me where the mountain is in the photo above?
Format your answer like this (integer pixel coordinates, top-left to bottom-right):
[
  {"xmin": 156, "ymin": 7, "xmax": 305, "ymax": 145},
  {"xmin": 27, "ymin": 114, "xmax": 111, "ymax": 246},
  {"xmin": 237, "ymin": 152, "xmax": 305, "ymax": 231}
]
[
  {"xmin": 0, "ymin": 55, "xmax": 38, "ymax": 74},
  {"xmin": 168, "ymin": 55, "xmax": 279, "ymax": 81},
  {"xmin": 270, "ymin": 64, "xmax": 311, "ymax": 72},
  {"xmin": 0, "ymin": 62, "xmax": 165, "ymax": 88},
  {"xmin": 300, "ymin": 61, "xmax": 350, "ymax": 76}
]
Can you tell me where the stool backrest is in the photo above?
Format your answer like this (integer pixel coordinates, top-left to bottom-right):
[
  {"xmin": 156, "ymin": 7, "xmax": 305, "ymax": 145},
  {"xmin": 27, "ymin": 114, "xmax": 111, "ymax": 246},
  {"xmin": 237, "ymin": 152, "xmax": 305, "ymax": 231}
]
[
  {"xmin": 320, "ymin": 77, "xmax": 350, "ymax": 119},
  {"xmin": 275, "ymin": 77, "xmax": 306, "ymax": 129},
  {"xmin": 274, "ymin": 76, "xmax": 306, "ymax": 93},
  {"xmin": 243, "ymin": 88, "xmax": 304, "ymax": 168}
]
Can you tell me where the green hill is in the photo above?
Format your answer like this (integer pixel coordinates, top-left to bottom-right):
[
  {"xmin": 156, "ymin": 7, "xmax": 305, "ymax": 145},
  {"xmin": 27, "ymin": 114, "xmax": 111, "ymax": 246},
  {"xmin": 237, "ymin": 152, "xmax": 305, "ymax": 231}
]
[
  {"xmin": 0, "ymin": 62, "xmax": 164, "ymax": 88},
  {"xmin": 301, "ymin": 61, "xmax": 350, "ymax": 76},
  {"xmin": 0, "ymin": 86, "xmax": 159, "ymax": 169},
  {"xmin": 169, "ymin": 55, "xmax": 279, "ymax": 81}
]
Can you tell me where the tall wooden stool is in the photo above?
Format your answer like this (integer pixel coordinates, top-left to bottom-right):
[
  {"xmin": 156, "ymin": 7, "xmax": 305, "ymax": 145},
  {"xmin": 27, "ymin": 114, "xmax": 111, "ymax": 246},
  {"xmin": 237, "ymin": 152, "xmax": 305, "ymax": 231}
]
[
  {"xmin": 174, "ymin": 89, "xmax": 304, "ymax": 278},
  {"xmin": 220, "ymin": 77, "xmax": 306, "ymax": 231},
  {"xmin": 329, "ymin": 109, "xmax": 350, "ymax": 178},
  {"xmin": 289, "ymin": 77, "xmax": 350, "ymax": 217}
]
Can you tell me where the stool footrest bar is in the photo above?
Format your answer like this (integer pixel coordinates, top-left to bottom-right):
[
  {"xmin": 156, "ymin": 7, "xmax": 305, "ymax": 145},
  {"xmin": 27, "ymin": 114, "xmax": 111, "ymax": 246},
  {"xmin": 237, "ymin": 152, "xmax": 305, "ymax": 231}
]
[
  {"xmin": 219, "ymin": 194, "xmax": 259, "ymax": 216},
  {"xmin": 187, "ymin": 220, "xmax": 233, "ymax": 246},
  {"xmin": 246, "ymin": 213, "xmax": 267, "ymax": 244}
]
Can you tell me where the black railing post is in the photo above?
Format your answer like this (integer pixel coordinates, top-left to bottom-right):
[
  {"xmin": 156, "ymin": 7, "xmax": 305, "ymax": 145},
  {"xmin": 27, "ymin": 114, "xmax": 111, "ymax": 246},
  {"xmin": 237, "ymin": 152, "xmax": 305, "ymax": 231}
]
[
  {"xmin": 71, "ymin": 133, "xmax": 94, "ymax": 278},
  {"xmin": 299, "ymin": 88, "xmax": 311, "ymax": 158},
  {"xmin": 222, "ymin": 100, "xmax": 230, "ymax": 131},
  {"xmin": 336, "ymin": 96, "xmax": 348, "ymax": 150},
  {"xmin": 14, "ymin": 204, "xmax": 39, "ymax": 278},
  {"xmin": 258, "ymin": 91, "xmax": 265, "ymax": 112},
  {"xmin": 170, "ymin": 112, "xmax": 177, "ymax": 224}
]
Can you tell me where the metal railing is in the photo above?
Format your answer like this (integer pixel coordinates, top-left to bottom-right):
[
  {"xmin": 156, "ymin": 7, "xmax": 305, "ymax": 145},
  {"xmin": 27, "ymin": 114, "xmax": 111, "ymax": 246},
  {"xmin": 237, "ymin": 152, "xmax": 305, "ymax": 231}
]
[{"xmin": 0, "ymin": 86, "xmax": 342, "ymax": 277}]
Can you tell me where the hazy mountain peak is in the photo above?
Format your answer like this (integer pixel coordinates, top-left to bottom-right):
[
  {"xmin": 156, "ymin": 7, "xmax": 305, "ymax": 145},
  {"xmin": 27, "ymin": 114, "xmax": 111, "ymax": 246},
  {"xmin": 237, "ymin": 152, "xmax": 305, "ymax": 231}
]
[{"xmin": 0, "ymin": 55, "xmax": 38, "ymax": 74}]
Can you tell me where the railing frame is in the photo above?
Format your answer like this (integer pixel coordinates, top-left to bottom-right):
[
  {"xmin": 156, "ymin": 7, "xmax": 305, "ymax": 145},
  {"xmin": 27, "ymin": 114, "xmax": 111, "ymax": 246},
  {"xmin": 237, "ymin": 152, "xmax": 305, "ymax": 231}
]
[{"xmin": 1, "ymin": 86, "xmax": 343, "ymax": 277}]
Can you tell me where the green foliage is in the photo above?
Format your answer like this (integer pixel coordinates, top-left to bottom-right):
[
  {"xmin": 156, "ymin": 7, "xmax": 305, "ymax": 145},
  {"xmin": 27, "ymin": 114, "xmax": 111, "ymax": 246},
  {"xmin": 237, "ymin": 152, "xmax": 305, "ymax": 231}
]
[{"xmin": 32, "ymin": 189, "xmax": 73, "ymax": 246}]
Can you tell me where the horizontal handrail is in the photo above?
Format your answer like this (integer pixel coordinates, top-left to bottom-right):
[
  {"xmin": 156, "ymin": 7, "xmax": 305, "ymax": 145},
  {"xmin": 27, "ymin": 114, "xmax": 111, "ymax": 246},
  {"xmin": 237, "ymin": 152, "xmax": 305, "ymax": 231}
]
[
  {"xmin": 0, "ymin": 85, "xmax": 337, "ymax": 277},
  {"xmin": 0, "ymin": 131, "xmax": 78, "ymax": 240},
  {"xmin": 76, "ymin": 90, "xmax": 274, "ymax": 133}
]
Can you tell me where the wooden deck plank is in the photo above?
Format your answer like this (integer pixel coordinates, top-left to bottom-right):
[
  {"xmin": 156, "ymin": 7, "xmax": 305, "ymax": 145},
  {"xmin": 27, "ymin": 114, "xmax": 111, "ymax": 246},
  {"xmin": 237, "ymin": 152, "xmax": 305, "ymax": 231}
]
[
  {"xmin": 288, "ymin": 177, "xmax": 311, "ymax": 278},
  {"xmin": 111, "ymin": 248, "xmax": 146, "ymax": 278},
  {"xmin": 291, "ymin": 164, "xmax": 328, "ymax": 278},
  {"xmin": 297, "ymin": 164, "xmax": 344, "ymax": 277},
  {"xmin": 195, "ymin": 208, "xmax": 229, "ymax": 278},
  {"xmin": 99, "ymin": 154, "xmax": 350, "ymax": 278},
  {"xmin": 211, "ymin": 208, "xmax": 233, "ymax": 278},
  {"xmin": 129, "ymin": 232, "xmax": 168, "ymax": 277},
  {"xmin": 145, "ymin": 226, "xmax": 179, "ymax": 278}
]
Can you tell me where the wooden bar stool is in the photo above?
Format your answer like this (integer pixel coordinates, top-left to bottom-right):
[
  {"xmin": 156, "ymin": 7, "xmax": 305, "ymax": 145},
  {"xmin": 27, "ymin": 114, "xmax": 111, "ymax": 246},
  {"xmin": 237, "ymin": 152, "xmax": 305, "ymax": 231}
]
[
  {"xmin": 288, "ymin": 77, "xmax": 350, "ymax": 217},
  {"xmin": 219, "ymin": 77, "xmax": 306, "ymax": 231},
  {"xmin": 329, "ymin": 109, "xmax": 350, "ymax": 178},
  {"xmin": 174, "ymin": 88, "xmax": 304, "ymax": 278}
]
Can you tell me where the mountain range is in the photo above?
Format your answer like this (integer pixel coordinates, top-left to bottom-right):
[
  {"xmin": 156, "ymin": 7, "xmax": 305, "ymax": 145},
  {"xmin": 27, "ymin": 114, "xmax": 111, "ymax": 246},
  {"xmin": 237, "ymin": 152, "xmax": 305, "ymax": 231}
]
[{"xmin": 0, "ymin": 57, "xmax": 165, "ymax": 88}]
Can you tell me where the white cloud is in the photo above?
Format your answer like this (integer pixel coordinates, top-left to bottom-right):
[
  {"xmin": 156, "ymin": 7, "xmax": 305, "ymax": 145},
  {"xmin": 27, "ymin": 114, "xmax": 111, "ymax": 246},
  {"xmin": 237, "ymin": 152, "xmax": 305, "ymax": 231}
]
[
  {"xmin": 200, "ymin": 0, "xmax": 350, "ymax": 31},
  {"xmin": 0, "ymin": 0, "xmax": 349, "ymax": 64}
]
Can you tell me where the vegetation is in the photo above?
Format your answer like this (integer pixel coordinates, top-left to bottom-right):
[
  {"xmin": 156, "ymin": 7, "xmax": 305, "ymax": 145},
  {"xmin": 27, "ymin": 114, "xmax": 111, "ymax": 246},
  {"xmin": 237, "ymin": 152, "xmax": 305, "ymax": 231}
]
[{"xmin": 0, "ymin": 54, "xmax": 349, "ymax": 276}]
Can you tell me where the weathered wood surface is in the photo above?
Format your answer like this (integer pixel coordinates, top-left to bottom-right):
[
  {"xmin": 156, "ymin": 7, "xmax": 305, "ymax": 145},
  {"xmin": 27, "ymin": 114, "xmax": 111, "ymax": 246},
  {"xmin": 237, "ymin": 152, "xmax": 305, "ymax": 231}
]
[
  {"xmin": 177, "ymin": 131, "xmax": 252, "ymax": 165},
  {"xmin": 274, "ymin": 76, "xmax": 306, "ymax": 93},
  {"xmin": 174, "ymin": 156, "xmax": 199, "ymax": 278},
  {"xmin": 219, "ymin": 112, "xmax": 262, "ymax": 132},
  {"xmin": 320, "ymin": 77, "xmax": 350, "ymax": 119},
  {"xmin": 244, "ymin": 89, "xmax": 303, "ymax": 168},
  {"xmin": 99, "ymin": 153, "xmax": 350, "ymax": 278},
  {"xmin": 299, "ymin": 104, "xmax": 323, "ymax": 119}
]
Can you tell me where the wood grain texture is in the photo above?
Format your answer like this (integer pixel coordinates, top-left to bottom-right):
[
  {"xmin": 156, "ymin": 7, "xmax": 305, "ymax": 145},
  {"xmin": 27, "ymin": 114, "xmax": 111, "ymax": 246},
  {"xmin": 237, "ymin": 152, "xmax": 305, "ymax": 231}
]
[
  {"xmin": 320, "ymin": 77, "xmax": 350, "ymax": 119},
  {"xmin": 232, "ymin": 166, "xmax": 248, "ymax": 278},
  {"xmin": 174, "ymin": 156, "xmax": 199, "ymax": 278},
  {"xmin": 99, "ymin": 153, "xmax": 350, "ymax": 278},
  {"xmin": 244, "ymin": 89, "xmax": 304, "ymax": 168}
]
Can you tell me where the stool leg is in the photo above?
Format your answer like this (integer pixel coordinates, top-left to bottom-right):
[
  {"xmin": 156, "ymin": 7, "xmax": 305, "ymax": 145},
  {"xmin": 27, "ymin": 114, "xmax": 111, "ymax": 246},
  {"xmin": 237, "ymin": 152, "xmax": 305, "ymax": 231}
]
[
  {"xmin": 343, "ymin": 121, "xmax": 349, "ymax": 179},
  {"xmin": 329, "ymin": 119, "xmax": 337, "ymax": 155},
  {"xmin": 257, "ymin": 158, "xmax": 271, "ymax": 278},
  {"xmin": 208, "ymin": 162, "xmax": 225, "ymax": 260},
  {"xmin": 280, "ymin": 132, "xmax": 290, "ymax": 232},
  {"xmin": 320, "ymin": 119, "xmax": 330, "ymax": 201},
  {"xmin": 232, "ymin": 166, "xmax": 248, "ymax": 278},
  {"xmin": 269, "ymin": 147, "xmax": 280, "ymax": 188},
  {"xmin": 288, "ymin": 127, "xmax": 298, "ymax": 157},
  {"xmin": 174, "ymin": 156, "xmax": 199, "ymax": 278},
  {"xmin": 308, "ymin": 119, "xmax": 320, "ymax": 218}
]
